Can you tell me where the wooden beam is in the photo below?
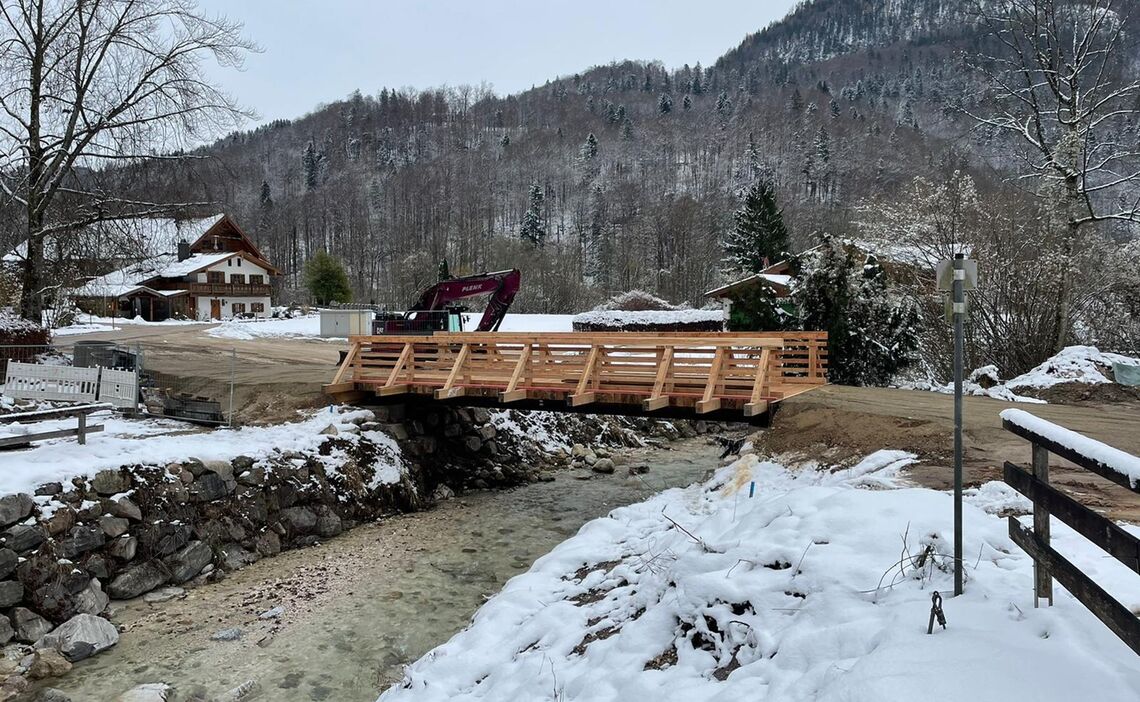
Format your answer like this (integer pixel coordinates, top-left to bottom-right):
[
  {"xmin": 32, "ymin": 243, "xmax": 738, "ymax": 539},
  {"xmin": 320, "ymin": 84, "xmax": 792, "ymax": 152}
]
[
  {"xmin": 0, "ymin": 424, "xmax": 104, "ymax": 448},
  {"xmin": 499, "ymin": 343, "xmax": 532, "ymax": 403},
  {"xmin": 743, "ymin": 348, "xmax": 772, "ymax": 417},
  {"xmin": 331, "ymin": 341, "xmax": 361, "ymax": 385},
  {"xmin": 643, "ymin": 346, "xmax": 675, "ymax": 411},
  {"xmin": 378, "ymin": 384, "xmax": 410, "ymax": 397},
  {"xmin": 384, "ymin": 342, "xmax": 414, "ymax": 388},
  {"xmin": 569, "ymin": 346, "xmax": 601, "ymax": 406},
  {"xmin": 696, "ymin": 348, "xmax": 726, "ymax": 414},
  {"xmin": 1002, "ymin": 416, "xmax": 1140, "ymax": 494},
  {"xmin": 435, "ymin": 344, "xmax": 471, "ymax": 399},
  {"xmin": 323, "ymin": 381, "xmax": 355, "ymax": 395}
]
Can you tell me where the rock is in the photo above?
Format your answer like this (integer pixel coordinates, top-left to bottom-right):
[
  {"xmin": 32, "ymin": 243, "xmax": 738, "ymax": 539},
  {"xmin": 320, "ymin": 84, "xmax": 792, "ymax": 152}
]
[
  {"xmin": 0, "ymin": 617, "xmax": 11, "ymax": 645},
  {"xmin": 38, "ymin": 613, "xmax": 119, "ymax": 662},
  {"xmin": 139, "ymin": 523, "xmax": 191, "ymax": 557},
  {"xmin": 214, "ymin": 679, "xmax": 260, "ymax": 701},
  {"xmin": 571, "ymin": 443, "xmax": 587, "ymax": 458},
  {"xmin": 91, "ymin": 469, "xmax": 131, "ymax": 496},
  {"xmin": 98, "ymin": 516, "xmax": 130, "ymax": 538},
  {"xmin": 628, "ymin": 464, "xmax": 651, "ymax": 475},
  {"xmin": 220, "ymin": 543, "xmax": 257, "ymax": 571},
  {"xmin": 0, "ymin": 581, "xmax": 22, "ymax": 608},
  {"xmin": 583, "ymin": 452, "xmax": 599, "ymax": 466},
  {"xmin": 1, "ymin": 524, "xmax": 43, "ymax": 553},
  {"xmin": 236, "ymin": 466, "xmax": 266, "ymax": 487},
  {"xmin": 108, "ymin": 561, "xmax": 167, "ymax": 600},
  {"xmin": 31, "ymin": 688, "xmax": 72, "ymax": 702},
  {"xmin": 34, "ymin": 483, "xmax": 62, "ymax": 497},
  {"xmin": 114, "ymin": 682, "xmax": 171, "ymax": 702},
  {"xmin": 571, "ymin": 470, "xmax": 594, "ymax": 481},
  {"xmin": 210, "ymin": 627, "xmax": 242, "ymax": 642},
  {"xmin": 319, "ymin": 424, "xmax": 339, "ymax": 436},
  {"xmin": 0, "ymin": 674, "xmax": 28, "ymax": 698},
  {"xmin": 59, "ymin": 526, "xmax": 105, "ymax": 559},
  {"xmin": 314, "ymin": 511, "xmax": 342, "ymax": 539},
  {"xmin": 201, "ymin": 459, "xmax": 235, "ymax": 483},
  {"xmin": 253, "ymin": 531, "xmax": 280, "ymax": 557},
  {"xmin": 0, "ymin": 549, "xmax": 16, "ymax": 580},
  {"xmin": 163, "ymin": 541, "xmax": 212, "ymax": 584},
  {"xmin": 232, "ymin": 455, "xmax": 256, "ymax": 471},
  {"xmin": 257, "ymin": 606, "xmax": 284, "ymax": 620},
  {"xmin": 431, "ymin": 485, "xmax": 455, "ymax": 502},
  {"xmin": 10, "ymin": 608, "xmax": 52, "ymax": 644},
  {"xmin": 109, "ymin": 497, "xmax": 142, "ymax": 522},
  {"xmin": 463, "ymin": 436, "xmax": 483, "ymax": 453},
  {"xmin": 107, "ymin": 536, "xmax": 138, "ymax": 561},
  {"xmin": 42, "ymin": 507, "xmax": 76, "ymax": 537},
  {"xmin": 190, "ymin": 473, "xmax": 229, "ymax": 503},
  {"xmin": 476, "ymin": 424, "xmax": 497, "ymax": 441},
  {"xmin": 142, "ymin": 587, "xmax": 184, "ymax": 604},
  {"xmin": 0, "ymin": 495, "xmax": 33, "ymax": 528},
  {"xmin": 25, "ymin": 648, "xmax": 72, "ymax": 680},
  {"xmin": 74, "ymin": 579, "xmax": 109, "ymax": 615},
  {"xmin": 381, "ymin": 423, "xmax": 409, "ymax": 441},
  {"xmin": 591, "ymin": 458, "xmax": 616, "ymax": 474},
  {"xmin": 278, "ymin": 507, "xmax": 316, "ymax": 534},
  {"xmin": 471, "ymin": 408, "xmax": 491, "ymax": 424}
]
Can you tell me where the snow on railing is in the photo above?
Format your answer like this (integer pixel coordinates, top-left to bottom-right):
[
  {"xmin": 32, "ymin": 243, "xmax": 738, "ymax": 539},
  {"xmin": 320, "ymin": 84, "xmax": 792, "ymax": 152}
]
[{"xmin": 1000, "ymin": 408, "xmax": 1140, "ymax": 490}]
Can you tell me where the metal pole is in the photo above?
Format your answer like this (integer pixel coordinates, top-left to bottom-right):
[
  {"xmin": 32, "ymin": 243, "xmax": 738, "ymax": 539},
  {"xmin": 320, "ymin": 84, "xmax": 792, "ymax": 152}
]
[
  {"xmin": 953, "ymin": 253, "xmax": 965, "ymax": 596},
  {"xmin": 228, "ymin": 348, "xmax": 236, "ymax": 427}
]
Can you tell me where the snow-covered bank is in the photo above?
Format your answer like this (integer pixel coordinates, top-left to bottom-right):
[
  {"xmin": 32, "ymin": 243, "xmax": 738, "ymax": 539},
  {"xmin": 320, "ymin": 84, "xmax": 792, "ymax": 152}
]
[{"xmin": 381, "ymin": 451, "xmax": 1140, "ymax": 702}]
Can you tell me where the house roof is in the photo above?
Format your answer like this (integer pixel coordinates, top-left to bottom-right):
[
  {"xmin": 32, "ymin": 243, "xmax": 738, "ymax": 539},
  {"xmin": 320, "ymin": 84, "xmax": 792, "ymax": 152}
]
[
  {"xmin": 73, "ymin": 250, "xmax": 273, "ymax": 299},
  {"xmin": 705, "ymin": 273, "xmax": 793, "ymax": 299},
  {"xmin": 188, "ymin": 213, "xmax": 268, "ymax": 261},
  {"xmin": 3, "ymin": 214, "xmax": 225, "ymax": 264}
]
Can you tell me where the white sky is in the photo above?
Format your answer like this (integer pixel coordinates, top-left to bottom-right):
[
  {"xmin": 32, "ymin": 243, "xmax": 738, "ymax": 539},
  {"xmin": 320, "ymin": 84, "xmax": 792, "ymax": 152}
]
[{"xmin": 196, "ymin": 0, "xmax": 800, "ymax": 124}]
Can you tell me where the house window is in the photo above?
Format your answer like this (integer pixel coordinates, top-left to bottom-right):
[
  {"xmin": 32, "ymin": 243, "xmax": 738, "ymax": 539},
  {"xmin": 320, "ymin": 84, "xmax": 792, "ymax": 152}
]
[
  {"xmin": 249, "ymin": 275, "xmax": 264, "ymax": 285},
  {"xmin": 230, "ymin": 274, "xmax": 245, "ymax": 285},
  {"xmin": 232, "ymin": 302, "xmax": 246, "ymax": 315},
  {"xmin": 207, "ymin": 271, "xmax": 224, "ymax": 284},
  {"xmin": 227, "ymin": 258, "xmax": 232, "ymax": 267},
  {"xmin": 251, "ymin": 302, "xmax": 265, "ymax": 313},
  {"xmin": 237, "ymin": 258, "xmax": 243, "ymax": 267}
]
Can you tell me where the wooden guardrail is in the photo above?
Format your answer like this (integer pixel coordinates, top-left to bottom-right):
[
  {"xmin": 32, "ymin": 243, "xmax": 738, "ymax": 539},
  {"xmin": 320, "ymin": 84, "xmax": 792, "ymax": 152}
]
[
  {"xmin": 324, "ymin": 332, "xmax": 827, "ymax": 419},
  {"xmin": 0, "ymin": 403, "xmax": 110, "ymax": 448},
  {"xmin": 1000, "ymin": 408, "xmax": 1140, "ymax": 656}
]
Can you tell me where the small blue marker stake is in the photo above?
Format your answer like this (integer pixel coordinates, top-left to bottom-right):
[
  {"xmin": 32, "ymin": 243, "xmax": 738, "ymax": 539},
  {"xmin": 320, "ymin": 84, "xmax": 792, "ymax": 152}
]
[{"xmin": 748, "ymin": 481, "xmax": 756, "ymax": 498}]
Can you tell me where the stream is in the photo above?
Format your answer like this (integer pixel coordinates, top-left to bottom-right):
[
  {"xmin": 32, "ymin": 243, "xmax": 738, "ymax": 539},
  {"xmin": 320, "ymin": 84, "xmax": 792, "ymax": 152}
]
[{"xmin": 48, "ymin": 437, "xmax": 723, "ymax": 702}]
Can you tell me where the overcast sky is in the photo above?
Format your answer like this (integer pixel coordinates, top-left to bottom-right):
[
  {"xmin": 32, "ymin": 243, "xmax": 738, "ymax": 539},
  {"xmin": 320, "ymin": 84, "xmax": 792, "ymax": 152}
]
[{"xmin": 196, "ymin": 0, "xmax": 799, "ymax": 124}]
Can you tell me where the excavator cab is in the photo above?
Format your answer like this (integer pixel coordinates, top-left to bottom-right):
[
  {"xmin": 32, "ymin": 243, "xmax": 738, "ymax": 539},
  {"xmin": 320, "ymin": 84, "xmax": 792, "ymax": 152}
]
[{"xmin": 372, "ymin": 270, "xmax": 520, "ymax": 335}]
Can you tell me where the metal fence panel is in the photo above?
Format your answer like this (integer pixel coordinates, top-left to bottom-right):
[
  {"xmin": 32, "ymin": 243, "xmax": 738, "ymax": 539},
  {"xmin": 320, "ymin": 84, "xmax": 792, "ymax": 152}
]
[
  {"xmin": 98, "ymin": 367, "xmax": 139, "ymax": 410},
  {"xmin": 3, "ymin": 362, "xmax": 100, "ymax": 403}
]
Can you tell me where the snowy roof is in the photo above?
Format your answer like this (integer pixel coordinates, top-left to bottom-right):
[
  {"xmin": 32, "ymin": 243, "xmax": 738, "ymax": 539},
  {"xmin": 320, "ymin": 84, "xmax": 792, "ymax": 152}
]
[
  {"xmin": 704, "ymin": 273, "xmax": 793, "ymax": 298},
  {"xmin": 572, "ymin": 309, "xmax": 724, "ymax": 326},
  {"xmin": 3, "ymin": 214, "xmax": 224, "ymax": 264},
  {"xmin": 73, "ymin": 251, "xmax": 235, "ymax": 298}
]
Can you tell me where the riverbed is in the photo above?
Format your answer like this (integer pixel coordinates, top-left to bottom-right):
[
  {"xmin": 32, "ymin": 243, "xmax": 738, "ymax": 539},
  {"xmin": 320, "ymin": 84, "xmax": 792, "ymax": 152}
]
[{"xmin": 49, "ymin": 437, "xmax": 725, "ymax": 701}]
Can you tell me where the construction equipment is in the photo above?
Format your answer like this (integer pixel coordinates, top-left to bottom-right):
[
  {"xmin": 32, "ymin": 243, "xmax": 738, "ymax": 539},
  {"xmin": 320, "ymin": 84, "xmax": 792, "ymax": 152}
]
[{"xmin": 373, "ymin": 268, "xmax": 521, "ymax": 335}]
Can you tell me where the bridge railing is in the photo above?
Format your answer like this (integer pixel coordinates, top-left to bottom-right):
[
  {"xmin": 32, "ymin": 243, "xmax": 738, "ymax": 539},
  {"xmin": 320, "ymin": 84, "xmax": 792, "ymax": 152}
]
[{"xmin": 326, "ymin": 332, "xmax": 827, "ymax": 418}]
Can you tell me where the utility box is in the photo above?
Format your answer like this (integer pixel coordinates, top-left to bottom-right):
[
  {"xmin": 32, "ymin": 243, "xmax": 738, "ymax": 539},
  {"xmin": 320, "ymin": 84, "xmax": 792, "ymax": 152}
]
[{"xmin": 319, "ymin": 309, "xmax": 374, "ymax": 338}]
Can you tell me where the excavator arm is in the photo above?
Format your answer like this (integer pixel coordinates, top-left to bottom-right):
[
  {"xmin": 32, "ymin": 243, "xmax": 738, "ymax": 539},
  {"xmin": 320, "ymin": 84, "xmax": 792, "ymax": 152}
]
[{"xmin": 409, "ymin": 269, "xmax": 521, "ymax": 332}]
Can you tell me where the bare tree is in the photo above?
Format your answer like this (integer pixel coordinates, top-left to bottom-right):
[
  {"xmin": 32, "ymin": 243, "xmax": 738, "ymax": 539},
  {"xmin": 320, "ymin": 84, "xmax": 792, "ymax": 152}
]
[
  {"xmin": 967, "ymin": 0, "xmax": 1140, "ymax": 351},
  {"xmin": 0, "ymin": 0, "xmax": 256, "ymax": 321}
]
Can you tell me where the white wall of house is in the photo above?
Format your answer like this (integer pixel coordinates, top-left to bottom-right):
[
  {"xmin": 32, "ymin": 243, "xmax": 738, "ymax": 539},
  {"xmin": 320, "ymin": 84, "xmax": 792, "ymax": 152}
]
[
  {"xmin": 194, "ymin": 296, "xmax": 272, "ymax": 320},
  {"xmin": 195, "ymin": 256, "xmax": 271, "ymax": 283},
  {"xmin": 194, "ymin": 255, "xmax": 273, "ymax": 320}
]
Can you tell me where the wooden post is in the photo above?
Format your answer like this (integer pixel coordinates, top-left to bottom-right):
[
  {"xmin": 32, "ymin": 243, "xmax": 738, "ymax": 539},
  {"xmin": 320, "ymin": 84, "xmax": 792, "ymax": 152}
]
[
  {"xmin": 500, "ymin": 344, "xmax": 532, "ymax": 403},
  {"xmin": 1033, "ymin": 442, "xmax": 1053, "ymax": 607},
  {"xmin": 569, "ymin": 345, "xmax": 601, "ymax": 406},
  {"xmin": 744, "ymin": 348, "xmax": 772, "ymax": 417},
  {"xmin": 643, "ymin": 346, "xmax": 675, "ymax": 411},
  {"xmin": 696, "ymin": 347, "xmax": 727, "ymax": 414},
  {"xmin": 77, "ymin": 412, "xmax": 87, "ymax": 445},
  {"xmin": 435, "ymin": 344, "xmax": 471, "ymax": 399}
]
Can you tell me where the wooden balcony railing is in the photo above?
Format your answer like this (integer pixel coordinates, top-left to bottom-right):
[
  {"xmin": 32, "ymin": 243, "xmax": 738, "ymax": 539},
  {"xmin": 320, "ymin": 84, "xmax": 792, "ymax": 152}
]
[{"xmin": 187, "ymin": 283, "xmax": 272, "ymax": 297}]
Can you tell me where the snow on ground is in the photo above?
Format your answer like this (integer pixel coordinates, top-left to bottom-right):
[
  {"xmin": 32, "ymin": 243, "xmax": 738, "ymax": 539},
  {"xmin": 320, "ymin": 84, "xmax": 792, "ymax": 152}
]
[
  {"xmin": 463, "ymin": 313, "xmax": 575, "ymax": 332},
  {"xmin": 380, "ymin": 450, "xmax": 1140, "ymax": 702},
  {"xmin": 50, "ymin": 313, "xmax": 206, "ymax": 336},
  {"xmin": 207, "ymin": 314, "xmax": 326, "ymax": 341},
  {"xmin": 0, "ymin": 406, "xmax": 386, "ymax": 496},
  {"xmin": 899, "ymin": 345, "xmax": 1140, "ymax": 403}
]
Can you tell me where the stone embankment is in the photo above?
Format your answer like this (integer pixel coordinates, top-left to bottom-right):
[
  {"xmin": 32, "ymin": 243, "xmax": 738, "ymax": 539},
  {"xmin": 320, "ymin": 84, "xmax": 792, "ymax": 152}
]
[{"xmin": 0, "ymin": 404, "xmax": 719, "ymax": 700}]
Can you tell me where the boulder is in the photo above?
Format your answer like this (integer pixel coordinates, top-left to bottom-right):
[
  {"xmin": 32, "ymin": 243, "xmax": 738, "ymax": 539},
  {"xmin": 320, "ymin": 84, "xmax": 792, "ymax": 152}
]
[
  {"xmin": 139, "ymin": 523, "xmax": 191, "ymax": 557},
  {"xmin": 278, "ymin": 507, "xmax": 317, "ymax": 534},
  {"xmin": 0, "ymin": 549, "xmax": 16, "ymax": 580},
  {"xmin": 98, "ymin": 516, "xmax": 130, "ymax": 539},
  {"xmin": 115, "ymin": 683, "xmax": 172, "ymax": 702},
  {"xmin": 432, "ymin": 485, "xmax": 455, "ymax": 502},
  {"xmin": 74, "ymin": 579, "xmax": 109, "ymax": 616},
  {"xmin": 232, "ymin": 455, "xmax": 256, "ymax": 472},
  {"xmin": 210, "ymin": 627, "xmax": 242, "ymax": 642},
  {"xmin": 200, "ymin": 460, "xmax": 235, "ymax": 483},
  {"xmin": 10, "ymin": 607, "xmax": 52, "ymax": 643},
  {"xmin": 314, "ymin": 510, "xmax": 342, "ymax": 539},
  {"xmin": 190, "ymin": 473, "xmax": 229, "ymax": 503},
  {"xmin": 220, "ymin": 543, "xmax": 257, "ymax": 571},
  {"xmin": 107, "ymin": 536, "xmax": 137, "ymax": 561},
  {"xmin": 108, "ymin": 497, "xmax": 142, "ymax": 522},
  {"xmin": 33, "ymin": 483, "xmax": 62, "ymax": 497},
  {"xmin": 142, "ymin": 587, "xmax": 184, "ymax": 604},
  {"xmin": 476, "ymin": 424, "xmax": 497, "ymax": 441},
  {"xmin": 108, "ymin": 561, "xmax": 167, "ymax": 600},
  {"xmin": 42, "ymin": 507, "xmax": 76, "ymax": 537},
  {"xmin": 591, "ymin": 458, "xmax": 616, "ymax": 474},
  {"xmin": 25, "ymin": 648, "xmax": 72, "ymax": 680},
  {"xmin": 0, "ymin": 581, "xmax": 23, "ymax": 608},
  {"xmin": 0, "ymin": 495, "xmax": 33, "ymax": 528},
  {"xmin": 472, "ymin": 408, "xmax": 492, "ymax": 424},
  {"xmin": 0, "ymin": 616, "xmax": 11, "ymax": 645},
  {"xmin": 236, "ymin": 466, "xmax": 266, "ymax": 487},
  {"xmin": 381, "ymin": 423, "xmax": 409, "ymax": 441},
  {"xmin": 253, "ymin": 530, "xmax": 280, "ymax": 557},
  {"xmin": 463, "ymin": 436, "xmax": 483, "ymax": 453},
  {"xmin": 90, "ymin": 470, "xmax": 131, "ymax": 496},
  {"xmin": 38, "ymin": 613, "xmax": 119, "ymax": 662},
  {"xmin": 163, "ymin": 541, "xmax": 212, "ymax": 584},
  {"xmin": 58, "ymin": 526, "xmax": 105, "ymax": 559},
  {"xmin": 31, "ymin": 688, "xmax": 72, "ymax": 702},
  {"xmin": 1, "ymin": 524, "xmax": 43, "ymax": 553}
]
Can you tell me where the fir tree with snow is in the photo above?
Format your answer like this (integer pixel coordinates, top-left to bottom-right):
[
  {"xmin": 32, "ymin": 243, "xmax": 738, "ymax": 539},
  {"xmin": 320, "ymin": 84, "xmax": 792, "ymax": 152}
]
[
  {"xmin": 658, "ymin": 93, "xmax": 673, "ymax": 115},
  {"xmin": 521, "ymin": 181, "xmax": 546, "ymax": 248},
  {"xmin": 724, "ymin": 179, "xmax": 790, "ymax": 274},
  {"xmin": 302, "ymin": 140, "xmax": 320, "ymax": 191}
]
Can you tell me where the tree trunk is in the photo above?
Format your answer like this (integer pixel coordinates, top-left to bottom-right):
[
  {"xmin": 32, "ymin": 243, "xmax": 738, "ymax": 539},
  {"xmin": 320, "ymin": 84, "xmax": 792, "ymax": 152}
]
[
  {"xmin": 1053, "ymin": 176, "xmax": 1083, "ymax": 353},
  {"xmin": 18, "ymin": 213, "xmax": 44, "ymax": 322}
]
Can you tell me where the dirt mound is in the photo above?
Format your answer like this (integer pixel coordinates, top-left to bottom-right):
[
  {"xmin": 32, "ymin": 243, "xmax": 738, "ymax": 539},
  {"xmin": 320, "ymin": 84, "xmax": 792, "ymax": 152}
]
[{"xmin": 1021, "ymin": 382, "xmax": 1140, "ymax": 406}]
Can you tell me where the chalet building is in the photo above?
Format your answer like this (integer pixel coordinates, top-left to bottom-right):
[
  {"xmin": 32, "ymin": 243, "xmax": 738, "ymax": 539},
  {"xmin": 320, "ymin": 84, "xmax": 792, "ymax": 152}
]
[{"xmin": 73, "ymin": 214, "xmax": 281, "ymax": 321}]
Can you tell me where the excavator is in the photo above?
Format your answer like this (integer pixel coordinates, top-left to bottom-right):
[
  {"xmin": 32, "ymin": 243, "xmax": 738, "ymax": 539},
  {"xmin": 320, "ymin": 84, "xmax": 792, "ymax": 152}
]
[{"xmin": 373, "ymin": 268, "xmax": 521, "ymax": 335}]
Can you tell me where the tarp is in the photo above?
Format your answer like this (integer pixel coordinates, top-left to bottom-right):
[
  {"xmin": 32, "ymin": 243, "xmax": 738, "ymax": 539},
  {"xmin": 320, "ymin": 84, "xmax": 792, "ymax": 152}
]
[{"xmin": 1113, "ymin": 362, "xmax": 1140, "ymax": 387}]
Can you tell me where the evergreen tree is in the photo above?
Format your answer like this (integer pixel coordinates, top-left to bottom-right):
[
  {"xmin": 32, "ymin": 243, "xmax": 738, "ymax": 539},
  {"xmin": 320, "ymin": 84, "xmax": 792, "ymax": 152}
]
[
  {"xmin": 691, "ymin": 62, "xmax": 704, "ymax": 94},
  {"xmin": 500, "ymin": 134, "xmax": 510, "ymax": 148},
  {"xmin": 257, "ymin": 180, "xmax": 274, "ymax": 241},
  {"xmin": 724, "ymin": 179, "xmax": 790, "ymax": 273},
  {"xmin": 437, "ymin": 259, "xmax": 451, "ymax": 281},
  {"xmin": 520, "ymin": 181, "xmax": 546, "ymax": 247},
  {"xmin": 620, "ymin": 118, "xmax": 634, "ymax": 141},
  {"xmin": 304, "ymin": 250, "xmax": 352, "ymax": 305},
  {"xmin": 658, "ymin": 93, "xmax": 673, "ymax": 114},
  {"xmin": 302, "ymin": 140, "xmax": 319, "ymax": 190},
  {"xmin": 580, "ymin": 133, "xmax": 598, "ymax": 160},
  {"xmin": 682, "ymin": 94, "xmax": 692, "ymax": 111},
  {"xmin": 716, "ymin": 91, "xmax": 732, "ymax": 114}
]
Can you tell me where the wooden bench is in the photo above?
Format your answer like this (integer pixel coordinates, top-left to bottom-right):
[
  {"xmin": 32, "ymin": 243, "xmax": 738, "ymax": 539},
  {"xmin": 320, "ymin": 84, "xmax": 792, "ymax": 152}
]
[{"xmin": 0, "ymin": 403, "xmax": 110, "ymax": 448}]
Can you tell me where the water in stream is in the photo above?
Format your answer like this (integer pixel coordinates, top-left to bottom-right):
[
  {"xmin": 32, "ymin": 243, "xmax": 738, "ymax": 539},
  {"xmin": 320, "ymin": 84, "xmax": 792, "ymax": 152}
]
[{"xmin": 49, "ymin": 438, "xmax": 721, "ymax": 702}]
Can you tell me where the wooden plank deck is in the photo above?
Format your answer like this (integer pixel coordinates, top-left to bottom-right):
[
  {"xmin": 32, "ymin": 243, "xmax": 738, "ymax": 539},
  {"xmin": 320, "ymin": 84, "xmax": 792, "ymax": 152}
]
[{"xmin": 323, "ymin": 332, "xmax": 828, "ymax": 422}]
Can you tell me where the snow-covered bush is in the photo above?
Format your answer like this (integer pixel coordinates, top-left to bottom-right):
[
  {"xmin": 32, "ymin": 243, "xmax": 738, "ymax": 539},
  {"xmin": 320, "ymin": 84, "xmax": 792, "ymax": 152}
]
[{"xmin": 592, "ymin": 290, "xmax": 681, "ymax": 312}]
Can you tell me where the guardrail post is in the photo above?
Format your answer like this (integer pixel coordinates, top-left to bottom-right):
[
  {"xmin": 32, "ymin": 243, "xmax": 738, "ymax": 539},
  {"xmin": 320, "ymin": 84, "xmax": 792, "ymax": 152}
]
[{"xmin": 1032, "ymin": 442, "xmax": 1053, "ymax": 606}]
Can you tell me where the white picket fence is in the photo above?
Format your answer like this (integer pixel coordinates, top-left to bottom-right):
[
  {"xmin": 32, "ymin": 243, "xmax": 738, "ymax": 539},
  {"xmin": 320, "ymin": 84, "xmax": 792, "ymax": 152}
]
[{"xmin": 3, "ymin": 361, "xmax": 137, "ymax": 410}]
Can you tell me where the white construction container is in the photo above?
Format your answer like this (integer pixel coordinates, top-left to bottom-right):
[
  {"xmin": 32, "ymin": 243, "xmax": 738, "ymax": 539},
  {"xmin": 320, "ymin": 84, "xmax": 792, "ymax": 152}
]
[{"xmin": 319, "ymin": 309, "xmax": 374, "ymax": 338}]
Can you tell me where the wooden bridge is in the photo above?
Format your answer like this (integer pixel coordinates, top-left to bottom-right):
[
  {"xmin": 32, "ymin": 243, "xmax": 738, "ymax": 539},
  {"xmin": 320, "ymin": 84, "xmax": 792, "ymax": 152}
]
[{"xmin": 323, "ymin": 332, "xmax": 828, "ymax": 423}]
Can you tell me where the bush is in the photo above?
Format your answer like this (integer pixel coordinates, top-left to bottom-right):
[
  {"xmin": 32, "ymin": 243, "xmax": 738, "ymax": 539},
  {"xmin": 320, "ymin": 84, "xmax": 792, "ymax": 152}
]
[
  {"xmin": 0, "ymin": 312, "xmax": 50, "ymax": 375},
  {"xmin": 593, "ymin": 290, "xmax": 681, "ymax": 312},
  {"xmin": 304, "ymin": 251, "xmax": 352, "ymax": 305}
]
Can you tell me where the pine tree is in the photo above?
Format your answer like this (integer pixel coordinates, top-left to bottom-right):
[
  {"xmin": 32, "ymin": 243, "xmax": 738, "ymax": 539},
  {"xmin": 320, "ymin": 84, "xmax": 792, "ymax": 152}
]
[
  {"xmin": 437, "ymin": 259, "xmax": 451, "ymax": 281},
  {"xmin": 304, "ymin": 250, "xmax": 352, "ymax": 305},
  {"xmin": 715, "ymin": 91, "xmax": 732, "ymax": 114},
  {"xmin": 500, "ymin": 134, "xmax": 510, "ymax": 148},
  {"xmin": 682, "ymin": 94, "xmax": 692, "ymax": 111},
  {"xmin": 520, "ymin": 181, "xmax": 546, "ymax": 247},
  {"xmin": 691, "ymin": 62, "xmax": 704, "ymax": 94},
  {"xmin": 724, "ymin": 179, "xmax": 790, "ymax": 274},
  {"xmin": 620, "ymin": 118, "xmax": 634, "ymax": 141},
  {"xmin": 658, "ymin": 93, "xmax": 673, "ymax": 114},
  {"xmin": 302, "ymin": 140, "xmax": 319, "ymax": 190},
  {"xmin": 580, "ymin": 133, "xmax": 598, "ymax": 160},
  {"xmin": 257, "ymin": 180, "xmax": 274, "ymax": 240}
]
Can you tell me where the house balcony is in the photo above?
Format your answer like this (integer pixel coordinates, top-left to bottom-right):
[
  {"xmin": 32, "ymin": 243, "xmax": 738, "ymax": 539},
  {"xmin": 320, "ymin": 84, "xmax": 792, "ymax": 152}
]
[{"xmin": 187, "ymin": 283, "xmax": 273, "ymax": 297}]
